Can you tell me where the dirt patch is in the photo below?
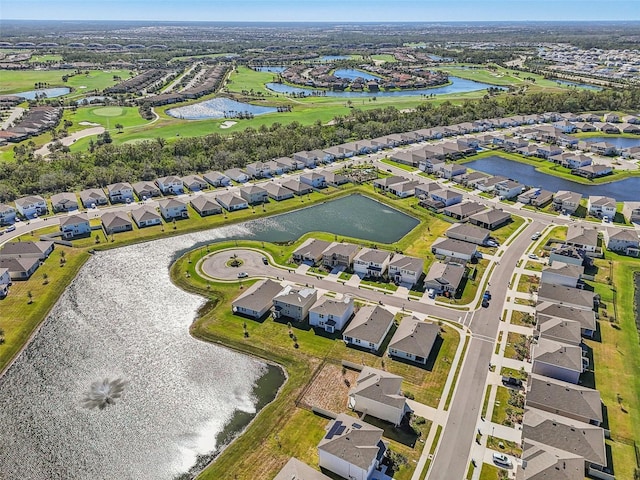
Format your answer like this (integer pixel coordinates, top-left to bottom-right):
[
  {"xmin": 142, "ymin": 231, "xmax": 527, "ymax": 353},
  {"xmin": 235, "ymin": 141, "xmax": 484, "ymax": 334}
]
[{"xmin": 299, "ymin": 362, "xmax": 358, "ymax": 412}]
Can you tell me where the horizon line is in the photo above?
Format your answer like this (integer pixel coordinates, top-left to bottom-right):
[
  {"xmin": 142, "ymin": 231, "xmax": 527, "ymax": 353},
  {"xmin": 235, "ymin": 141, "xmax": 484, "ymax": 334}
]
[{"xmin": 2, "ymin": 19, "xmax": 640, "ymax": 24}]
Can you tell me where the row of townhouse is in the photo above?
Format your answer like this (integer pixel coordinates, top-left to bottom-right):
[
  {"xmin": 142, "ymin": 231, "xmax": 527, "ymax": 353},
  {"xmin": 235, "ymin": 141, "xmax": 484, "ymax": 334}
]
[
  {"xmin": 519, "ymin": 262, "xmax": 609, "ymax": 480},
  {"xmin": 0, "ymin": 240, "xmax": 55, "ymax": 297},
  {"xmin": 291, "ymin": 238, "xmax": 424, "ymax": 287}
]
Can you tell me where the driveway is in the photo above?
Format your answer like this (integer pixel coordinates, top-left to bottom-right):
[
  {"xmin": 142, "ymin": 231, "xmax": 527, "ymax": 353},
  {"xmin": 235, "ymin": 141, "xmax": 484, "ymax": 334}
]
[{"xmin": 200, "ymin": 249, "xmax": 282, "ymax": 280}]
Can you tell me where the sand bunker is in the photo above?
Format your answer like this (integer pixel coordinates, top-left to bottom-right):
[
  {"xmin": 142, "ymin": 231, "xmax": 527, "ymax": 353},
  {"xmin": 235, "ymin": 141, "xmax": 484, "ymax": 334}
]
[
  {"xmin": 78, "ymin": 121, "xmax": 101, "ymax": 126},
  {"xmin": 220, "ymin": 121, "xmax": 237, "ymax": 129}
]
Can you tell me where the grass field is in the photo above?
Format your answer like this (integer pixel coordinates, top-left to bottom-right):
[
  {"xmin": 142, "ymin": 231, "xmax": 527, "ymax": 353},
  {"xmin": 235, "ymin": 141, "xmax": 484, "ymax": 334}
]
[
  {"xmin": 28, "ymin": 54, "xmax": 63, "ymax": 63},
  {"xmin": 0, "ymin": 69, "xmax": 133, "ymax": 96}
]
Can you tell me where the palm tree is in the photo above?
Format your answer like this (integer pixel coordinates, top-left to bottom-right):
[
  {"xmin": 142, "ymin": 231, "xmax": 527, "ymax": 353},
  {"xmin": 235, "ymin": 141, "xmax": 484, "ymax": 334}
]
[
  {"xmin": 42, "ymin": 273, "xmax": 49, "ymax": 285},
  {"xmin": 287, "ymin": 322, "xmax": 293, "ymax": 337},
  {"xmin": 27, "ymin": 291, "xmax": 33, "ymax": 304}
]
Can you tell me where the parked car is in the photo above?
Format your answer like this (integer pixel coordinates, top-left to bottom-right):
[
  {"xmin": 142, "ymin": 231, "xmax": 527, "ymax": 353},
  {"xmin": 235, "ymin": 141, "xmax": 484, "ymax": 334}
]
[
  {"xmin": 484, "ymin": 290, "xmax": 491, "ymax": 300},
  {"xmin": 492, "ymin": 452, "xmax": 512, "ymax": 467},
  {"xmin": 427, "ymin": 288, "xmax": 436, "ymax": 299},
  {"xmin": 501, "ymin": 376, "xmax": 523, "ymax": 388},
  {"xmin": 237, "ymin": 272, "xmax": 248, "ymax": 278},
  {"xmin": 5, "ymin": 225, "xmax": 16, "ymax": 233},
  {"xmin": 531, "ymin": 232, "xmax": 541, "ymax": 240},
  {"xmin": 603, "ymin": 216, "xmax": 610, "ymax": 223},
  {"xmin": 486, "ymin": 240, "xmax": 498, "ymax": 247},
  {"xmin": 528, "ymin": 253, "xmax": 539, "ymax": 260},
  {"xmin": 262, "ymin": 256, "xmax": 268, "ymax": 265}
]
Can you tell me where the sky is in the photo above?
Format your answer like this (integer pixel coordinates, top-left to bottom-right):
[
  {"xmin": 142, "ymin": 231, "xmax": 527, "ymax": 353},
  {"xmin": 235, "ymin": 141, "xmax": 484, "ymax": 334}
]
[{"xmin": 1, "ymin": 0, "xmax": 639, "ymax": 22}]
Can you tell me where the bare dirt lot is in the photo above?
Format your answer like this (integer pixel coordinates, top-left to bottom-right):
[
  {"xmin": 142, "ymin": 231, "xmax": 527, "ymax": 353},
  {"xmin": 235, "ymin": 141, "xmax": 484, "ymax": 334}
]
[{"xmin": 299, "ymin": 362, "xmax": 359, "ymax": 412}]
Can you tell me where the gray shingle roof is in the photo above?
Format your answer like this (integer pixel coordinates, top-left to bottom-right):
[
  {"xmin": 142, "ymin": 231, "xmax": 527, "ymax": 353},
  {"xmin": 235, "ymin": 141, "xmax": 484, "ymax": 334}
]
[
  {"xmin": 293, "ymin": 238, "xmax": 333, "ymax": 260},
  {"xmin": 536, "ymin": 302, "xmax": 596, "ymax": 332},
  {"xmin": 349, "ymin": 366, "xmax": 406, "ymax": 409},
  {"xmin": 310, "ymin": 296, "xmax": 353, "ymax": 318},
  {"xmin": 425, "ymin": 262, "xmax": 465, "ymax": 288},
  {"xmin": 232, "ymin": 279, "xmax": 282, "ymax": 314},
  {"xmin": 343, "ymin": 305, "xmax": 394, "ymax": 345},
  {"xmin": 517, "ymin": 441, "xmax": 584, "ymax": 480},
  {"xmin": 273, "ymin": 458, "xmax": 331, "ymax": 480},
  {"xmin": 388, "ymin": 254, "xmax": 424, "ymax": 273},
  {"xmin": 0, "ymin": 240, "xmax": 53, "ymax": 256},
  {"xmin": 318, "ymin": 414, "xmax": 384, "ymax": 470},
  {"xmin": 59, "ymin": 212, "xmax": 89, "ymax": 227},
  {"xmin": 533, "ymin": 338, "xmax": 583, "ymax": 372},
  {"xmin": 537, "ymin": 284, "xmax": 594, "ymax": 310},
  {"xmin": 388, "ymin": 317, "xmax": 440, "ymax": 360},
  {"xmin": 354, "ymin": 248, "xmax": 392, "ymax": 265}
]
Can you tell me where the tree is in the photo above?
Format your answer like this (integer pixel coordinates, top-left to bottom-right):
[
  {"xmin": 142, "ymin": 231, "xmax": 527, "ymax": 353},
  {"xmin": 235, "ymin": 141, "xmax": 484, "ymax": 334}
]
[
  {"xmin": 27, "ymin": 291, "xmax": 33, "ymax": 304},
  {"xmin": 115, "ymin": 123, "xmax": 124, "ymax": 133},
  {"xmin": 42, "ymin": 273, "xmax": 49, "ymax": 285}
]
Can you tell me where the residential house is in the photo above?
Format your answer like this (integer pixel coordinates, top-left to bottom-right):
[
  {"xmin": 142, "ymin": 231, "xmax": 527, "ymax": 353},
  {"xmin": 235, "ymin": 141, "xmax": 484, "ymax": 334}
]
[
  {"xmin": 343, "ymin": 305, "xmax": 394, "ymax": 352},
  {"xmin": 224, "ymin": 168, "xmax": 249, "ymax": 183},
  {"xmin": 522, "ymin": 408, "xmax": 606, "ymax": 469},
  {"xmin": 264, "ymin": 160, "xmax": 284, "ymax": 176},
  {"xmin": 155, "ymin": 175, "xmax": 184, "ymax": 195},
  {"xmin": 518, "ymin": 441, "xmax": 584, "ymax": 480},
  {"xmin": 0, "ymin": 204, "xmax": 17, "ymax": 225},
  {"xmin": 353, "ymin": 248, "xmax": 392, "ymax": 278},
  {"xmin": 50, "ymin": 192, "xmax": 79, "ymax": 213},
  {"xmin": 477, "ymin": 175, "xmax": 509, "ymax": 193},
  {"xmin": 216, "ymin": 192, "xmax": 248, "ymax": 212},
  {"xmin": 0, "ymin": 240, "xmax": 54, "ymax": 260},
  {"xmin": 202, "ymin": 171, "xmax": 231, "ymax": 187},
  {"xmin": 318, "ymin": 414, "xmax": 386, "ymax": 480},
  {"xmin": 388, "ymin": 317, "xmax": 440, "ymax": 366},
  {"xmin": 232, "ymin": 279, "xmax": 283, "ymax": 319},
  {"xmin": 526, "ymin": 374, "xmax": 603, "ymax": 426},
  {"xmin": 414, "ymin": 181, "xmax": 442, "ymax": 198},
  {"xmin": 132, "ymin": 181, "xmax": 161, "ymax": 199},
  {"xmin": 181, "ymin": 175, "xmax": 209, "ymax": 192},
  {"xmin": 517, "ymin": 189, "xmax": 554, "ymax": 207},
  {"xmin": 388, "ymin": 180, "xmax": 421, "ymax": 198},
  {"xmin": 274, "ymin": 157, "xmax": 301, "ymax": 172},
  {"xmin": 495, "ymin": 180, "xmax": 525, "ymax": 199},
  {"xmin": 348, "ymin": 367, "xmax": 410, "ymax": 426},
  {"xmin": 565, "ymin": 154, "xmax": 593, "ymax": 169},
  {"xmin": 293, "ymin": 238, "xmax": 333, "ymax": 265},
  {"xmin": 158, "ymin": 198, "xmax": 188, "ymax": 220},
  {"xmin": 431, "ymin": 237, "xmax": 478, "ymax": 262},
  {"xmin": 587, "ymin": 195, "xmax": 616, "ymax": 219},
  {"xmin": 531, "ymin": 338, "xmax": 585, "ymax": 384},
  {"xmin": 15, "ymin": 195, "xmax": 48, "ymax": 218},
  {"xmin": 468, "ymin": 208, "xmax": 512, "ymax": 230},
  {"xmin": 281, "ymin": 179, "xmax": 313, "ymax": 196},
  {"xmin": 272, "ymin": 285, "xmax": 318, "ymax": 322},
  {"xmin": 106, "ymin": 182, "xmax": 134, "ymax": 204},
  {"xmin": 322, "ymin": 243, "xmax": 360, "ymax": 269},
  {"xmin": 239, "ymin": 185, "xmax": 268, "ymax": 205},
  {"xmin": 537, "ymin": 284, "xmax": 595, "ymax": 311},
  {"xmin": 461, "ymin": 171, "xmax": 491, "ymax": 188},
  {"xmin": 553, "ymin": 190, "xmax": 582, "ymax": 215},
  {"xmin": 418, "ymin": 157, "xmax": 445, "ymax": 174},
  {"xmin": 263, "ymin": 182, "xmax": 294, "ymax": 201},
  {"xmin": 623, "ymin": 201, "xmax": 640, "ymax": 223},
  {"xmin": 430, "ymin": 189, "xmax": 463, "ymax": 207},
  {"xmin": 574, "ymin": 164, "xmax": 612, "ymax": 179},
  {"xmin": 446, "ymin": 223, "xmax": 490, "ymax": 245},
  {"xmin": 0, "ymin": 257, "xmax": 40, "ymax": 280},
  {"xmin": 536, "ymin": 315, "xmax": 583, "ymax": 347},
  {"xmin": 603, "ymin": 228, "xmax": 639, "ymax": 256},
  {"xmin": 131, "ymin": 205, "xmax": 162, "ymax": 228},
  {"xmin": 437, "ymin": 163, "xmax": 466, "ymax": 179},
  {"xmin": 424, "ymin": 262, "xmax": 466, "ymax": 295},
  {"xmin": 443, "ymin": 201, "xmax": 486, "ymax": 220},
  {"xmin": 300, "ymin": 172, "xmax": 326, "ymax": 188},
  {"xmin": 540, "ymin": 262, "xmax": 583, "ymax": 288},
  {"xmin": 101, "ymin": 211, "xmax": 132, "ymax": 235},
  {"xmin": 373, "ymin": 176, "xmax": 406, "ymax": 191},
  {"xmin": 59, "ymin": 213, "xmax": 91, "ymax": 239},
  {"xmin": 273, "ymin": 458, "xmax": 331, "ymax": 480},
  {"xmin": 322, "ymin": 170, "xmax": 349, "ymax": 186},
  {"xmin": 387, "ymin": 254, "xmax": 424, "ymax": 287},
  {"xmin": 548, "ymin": 245, "xmax": 587, "ymax": 268},
  {"xmin": 602, "ymin": 112, "xmax": 619, "ymax": 123},
  {"xmin": 79, "ymin": 188, "xmax": 108, "ymax": 208},
  {"xmin": 309, "ymin": 295, "xmax": 354, "ymax": 333},
  {"xmin": 245, "ymin": 161, "xmax": 271, "ymax": 179},
  {"xmin": 622, "ymin": 114, "xmax": 640, "ymax": 124},
  {"xmin": 190, "ymin": 194, "xmax": 222, "ymax": 217},
  {"xmin": 536, "ymin": 302, "xmax": 597, "ymax": 339},
  {"xmin": 586, "ymin": 141, "xmax": 617, "ymax": 156},
  {"xmin": 536, "ymin": 145, "xmax": 562, "ymax": 159}
]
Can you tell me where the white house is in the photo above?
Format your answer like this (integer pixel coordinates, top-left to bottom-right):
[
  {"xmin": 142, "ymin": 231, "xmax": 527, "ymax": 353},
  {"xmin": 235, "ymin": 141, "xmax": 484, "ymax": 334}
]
[
  {"xmin": 0, "ymin": 204, "xmax": 17, "ymax": 225},
  {"xmin": 272, "ymin": 285, "xmax": 317, "ymax": 322},
  {"xmin": 587, "ymin": 195, "xmax": 616, "ymax": 219},
  {"xmin": 0, "ymin": 267, "xmax": 10, "ymax": 297},
  {"xmin": 553, "ymin": 190, "xmax": 582, "ymax": 215},
  {"xmin": 623, "ymin": 201, "xmax": 640, "ymax": 224},
  {"xmin": 50, "ymin": 192, "xmax": 79, "ymax": 213},
  {"xmin": 309, "ymin": 295, "xmax": 354, "ymax": 333},
  {"xmin": 388, "ymin": 317, "xmax": 440, "ymax": 365},
  {"xmin": 224, "ymin": 168, "xmax": 249, "ymax": 183},
  {"xmin": 216, "ymin": 192, "xmax": 248, "ymax": 212},
  {"xmin": 132, "ymin": 181, "xmax": 161, "ymax": 199},
  {"xmin": 106, "ymin": 182, "xmax": 134, "ymax": 204},
  {"xmin": 14, "ymin": 195, "xmax": 48, "ymax": 218},
  {"xmin": 232, "ymin": 279, "xmax": 283, "ymax": 319},
  {"xmin": 318, "ymin": 414, "xmax": 386, "ymax": 480},
  {"xmin": 495, "ymin": 180, "xmax": 525, "ymax": 199},
  {"xmin": 431, "ymin": 237, "xmax": 478, "ymax": 262},
  {"xmin": 59, "ymin": 213, "xmax": 91, "ymax": 239},
  {"xmin": 604, "ymin": 228, "xmax": 640, "ymax": 256},
  {"xmin": 430, "ymin": 189, "xmax": 463, "ymax": 207},
  {"xmin": 300, "ymin": 172, "xmax": 326, "ymax": 188},
  {"xmin": 388, "ymin": 254, "xmax": 424, "ymax": 287},
  {"xmin": 155, "ymin": 175, "xmax": 184, "ymax": 195},
  {"xmin": 158, "ymin": 198, "xmax": 188, "ymax": 220},
  {"xmin": 202, "ymin": 171, "xmax": 231, "ymax": 187},
  {"xmin": 353, "ymin": 248, "xmax": 392, "ymax": 278},
  {"xmin": 348, "ymin": 367, "xmax": 410, "ymax": 426},
  {"xmin": 245, "ymin": 161, "xmax": 271, "ymax": 178},
  {"xmin": 343, "ymin": 305, "xmax": 394, "ymax": 352}
]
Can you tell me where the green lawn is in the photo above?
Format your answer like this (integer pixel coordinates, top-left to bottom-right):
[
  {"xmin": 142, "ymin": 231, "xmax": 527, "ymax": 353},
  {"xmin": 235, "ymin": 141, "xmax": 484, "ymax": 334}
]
[
  {"xmin": 491, "ymin": 215, "xmax": 525, "ymax": 245},
  {"xmin": 490, "ymin": 386, "xmax": 523, "ymax": 427},
  {"xmin": 64, "ymin": 105, "xmax": 151, "ymax": 133},
  {"xmin": 478, "ymin": 463, "xmax": 505, "ymax": 480},
  {"xmin": 380, "ymin": 158, "xmax": 418, "ymax": 172},
  {"xmin": 504, "ymin": 332, "xmax": 529, "ymax": 360},
  {"xmin": 0, "ymin": 69, "xmax": 132, "ymax": 95},
  {"xmin": 510, "ymin": 310, "xmax": 535, "ymax": 327},
  {"xmin": 486, "ymin": 435, "xmax": 522, "ymax": 458}
]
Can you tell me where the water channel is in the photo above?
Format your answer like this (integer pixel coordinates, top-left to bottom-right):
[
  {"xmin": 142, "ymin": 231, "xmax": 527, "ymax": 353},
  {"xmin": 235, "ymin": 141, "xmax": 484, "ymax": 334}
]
[
  {"xmin": 464, "ymin": 155, "xmax": 640, "ymax": 200},
  {"xmin": 166, "ymin": 97, "xmax": 278, "ymax": 120},
  {"xmin": 0, "ymin": 194, "xmax": 417, "ymax": 480},
  {"xmin": 581, "ymin": 136, "xmax": 640, "ymax": 149},
  {"xmin": 15, "ymin": 87, "xmax": 71, "ymax": 99},
  {"xmin": 265, "ymin": 75, "xmax": 497, "ymax": 98},
  {"xmin": 333, "ymin": 68, "xmax": 381, "ymax": 81}
]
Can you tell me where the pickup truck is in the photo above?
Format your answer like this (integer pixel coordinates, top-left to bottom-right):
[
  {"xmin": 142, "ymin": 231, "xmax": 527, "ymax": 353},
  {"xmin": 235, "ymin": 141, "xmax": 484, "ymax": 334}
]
[{"xmin": 501, "ymin": 376, "xmax": 523, "ymax": 388}]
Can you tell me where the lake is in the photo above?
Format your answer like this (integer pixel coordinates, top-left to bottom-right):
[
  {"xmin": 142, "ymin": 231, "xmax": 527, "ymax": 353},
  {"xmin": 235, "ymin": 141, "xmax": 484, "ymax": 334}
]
[
  {"xmin": 333, "ymin": 68, "xmax": 381, "ymax": 81},
  {"xmin": 319, "ymin": 55, "xmax": 350, "ymax": 61},
  {"xmin": 266, "ymin": 76, "xmax": 497, "ymax": 98},
  {"xmin": 581, "ymin": 136, "xmax": 640, "ymax": 149},
  {"xmin": 167, "ymin": 97, "xmax": 278, "ymax": 120},
  {"xmin": 552, "ymin": 79, "xmax": 602, "ymax": 91},
  {"xmin": 16, "ymin": 87, "xmax": 71, "ymax": 99},
  {"xmin": 464, "ymin": 155, "xmax": 640, "ymax": 201},
  {"xmin": 253, "ymin": 66, "xmax": 286, "ymax": 73},
  {"xmin": 0, "ymin": 194, "xmax": 417, "ymax": 480}
]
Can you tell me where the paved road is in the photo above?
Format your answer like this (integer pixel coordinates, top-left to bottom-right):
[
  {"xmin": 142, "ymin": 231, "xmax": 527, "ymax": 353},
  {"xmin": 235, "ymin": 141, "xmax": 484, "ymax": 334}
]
[
  {"xmin": 35, "ymin": 126, "xmax": 106, "ymax": 157},
  {"xmin": 427, "ymin": 219, "xmax": 543, "ymax": 480}
]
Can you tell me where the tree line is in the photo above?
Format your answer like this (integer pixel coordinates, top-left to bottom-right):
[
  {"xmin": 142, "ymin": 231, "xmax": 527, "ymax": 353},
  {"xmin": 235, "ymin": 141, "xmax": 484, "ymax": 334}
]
[{"xmin": 1, "ymin": 86, "xmax": 639, "ymax": 202}]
